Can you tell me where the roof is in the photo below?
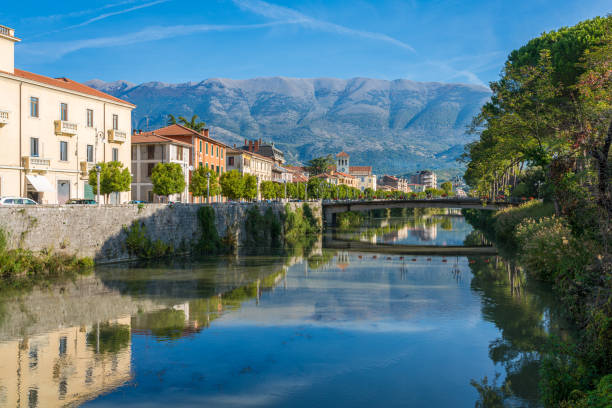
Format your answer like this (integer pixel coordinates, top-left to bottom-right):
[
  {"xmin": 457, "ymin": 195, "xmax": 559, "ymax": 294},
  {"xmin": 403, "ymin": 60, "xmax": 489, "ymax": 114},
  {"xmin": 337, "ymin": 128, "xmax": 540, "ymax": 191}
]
[
  {"xmin": 336, "ymin": 151, "xmax": 349, "ymax": 158},
  {"xmin": 131, "ymin": 132, "xmax": 192, "ymax": 148},
  {"xmin": 227, "ymin": 148, "xmax": 274, "ymax": 163},
  {"xmin": 3, "ymin": 69, "xmax": 135, "ymax": 107},
  {"xmin": 349, "ymin": 166, "xmax": 372, "ymax": 174},
  {"xmin": 139, "ymin": 124, "xmax": 228, "ymax": 146},
  {"xmin": 334, "ymin": 171, "xmax": 355, "ymax": 179},
  {"xmin": 292, "ymin": 173, "xmax": 308, "ymax": 183},
  {"xmin": 314, "ymin": 172, "xmax": 337, "ymax": 179}
]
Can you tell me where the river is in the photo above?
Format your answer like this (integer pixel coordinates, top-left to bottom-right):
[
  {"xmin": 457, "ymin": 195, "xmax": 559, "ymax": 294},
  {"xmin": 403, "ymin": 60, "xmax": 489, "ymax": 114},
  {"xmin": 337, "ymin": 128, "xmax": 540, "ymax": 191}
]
[{"xmin": 0, "ymin": 210, "xmax": 567, "ymax": 407}]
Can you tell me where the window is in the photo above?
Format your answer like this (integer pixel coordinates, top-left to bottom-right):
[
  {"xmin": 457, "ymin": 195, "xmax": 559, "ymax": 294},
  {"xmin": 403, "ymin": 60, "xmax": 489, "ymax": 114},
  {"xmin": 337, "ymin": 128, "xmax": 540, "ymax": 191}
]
[
  {"xmin": 228, "ymin": 157, "xmax": 234, "ymax": 166},
  {"xmin": 59, "ymin": 336, "xmax": 67, "ymax": 356},
  {"xmin": 216, "ymin": 165, "xmax": 219, "ymax": 173},
  {"xmin": 199, "ymin": 162, "xmax": 203, "ymax": 168},
  {"xmin": 112, "ymin": 148, "xmax": 118, "ymax": 162},
  {"xmin": 216, "ymin": 146, "xmax": 219, "ymax": 157},
  {"xmin": 30, "ymin": 138, "xmax": 39, "ymax": 157},
  {"xmin": 131, "ymin": 146, "xmax": 137, "ymax": 160},
  {"xmin": 147, "ymin": 145, "xmax": 155, "ymax": 159},
  {"xmin": 177, "ymin": 147, "xmax": 183, "ymax": 161},
  {"xmin": 220, "ymin": 166, "xmax": 223, "ymax": 174},
  {"xmin": 147, "ymin": 163, "xmax": 155, "ymax": 176},
  {"xmin": 199, "ymin": 141, "xmax": 202, "ymax": 152},
  {"xmin": 206, "ymin": 143, "xmax": 208, "ymax": 155},
  {"xmin": 87, "ymin": 145, "xmax": 94, "ymax": 162},
  {"xmin": 30, "ymin": 97, "xmax": 39, "ymax": 117},
  {"xmin": 112, "ymin": 114, "xmax": 118, "ymax": 130},
  {"xmin": 60, "ymin": 141, "xmax": 68, "ymax": 161},
  {"xmin": 60, "ymin": 103, "xmax": 68, "ymax": 121},
  {"xmin": 220, "ymin": 148, "xmax": 223, "ymax": 158},
  {"xmin": 86, "ymin": 109, "xmax": 94, "ymax": 127}
]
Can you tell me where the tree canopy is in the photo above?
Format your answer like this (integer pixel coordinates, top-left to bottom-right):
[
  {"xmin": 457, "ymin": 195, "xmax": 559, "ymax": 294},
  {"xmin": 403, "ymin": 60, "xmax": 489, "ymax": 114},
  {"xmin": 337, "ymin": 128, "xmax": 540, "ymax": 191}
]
[
  {"xmin": 306, "ymin": 155, "xmax": 335, "ymax": 176},
  {"xmin": 88, "ymin": 161, "xmax": 131, "ymax": 202},
  {"xmin": 219, "ymin": 170, "xmax": 245, "ymax": 200},
  {"xmin": 189, "ymin": 166, "xmax": 220, "ymax": 198},
  {"xmin": 151, "ymin": 163, "xmax": 186, "ymax": 199}
]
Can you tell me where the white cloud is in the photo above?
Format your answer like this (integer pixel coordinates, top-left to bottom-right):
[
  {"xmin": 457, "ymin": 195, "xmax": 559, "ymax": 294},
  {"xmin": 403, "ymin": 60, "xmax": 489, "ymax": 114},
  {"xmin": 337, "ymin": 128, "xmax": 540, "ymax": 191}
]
[
  {"xmin": 18, "ymin": 22, "xmax": 289, "ymax": 61},
  {"xmin": 233, "ymin": 0, "xmax": 415, "ymax": 52},
  {"xmin": 22, "ymin": 0, "xmax": 143, "ymax": 24}
]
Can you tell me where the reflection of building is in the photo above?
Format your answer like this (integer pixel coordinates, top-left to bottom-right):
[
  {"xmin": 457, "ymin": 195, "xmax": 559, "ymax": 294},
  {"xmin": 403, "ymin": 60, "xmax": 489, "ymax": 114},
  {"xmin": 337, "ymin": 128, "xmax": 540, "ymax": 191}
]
[
  {"xmin": 0, "ymin": 317, "xmax": 131, "ymax": 407},
  {"xmin": 409, "ymin": 224, "xmax": 438, "ymax": 241},
  {"xmin": 336, "ymin": 252, "xmax": 350, "ymax": 270},
  {"xmin": 0, "ymin": 25, "xmax": 135, "ymax": 204}
]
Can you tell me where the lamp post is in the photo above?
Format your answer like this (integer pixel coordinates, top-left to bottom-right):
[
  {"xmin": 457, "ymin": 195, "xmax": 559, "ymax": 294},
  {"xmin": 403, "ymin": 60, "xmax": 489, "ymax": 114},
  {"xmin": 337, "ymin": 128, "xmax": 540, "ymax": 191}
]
[
  {"xmin": 304, "ymin": 181, "xmax": 308, "ymax": 201},
  {"xmin": 95, "ymin": 165, "xmax": 101, "ymax": 206},
  {"xmin": 206, "ymin": 172, "xmax": 211, "ymax": 204},
  {"xmin": 284, "ymin": 179, "xmax": 287, "ymax": 202},
  {"xmin": 256, "ymin": 176, "xmax": 260, "ymax": 202}
]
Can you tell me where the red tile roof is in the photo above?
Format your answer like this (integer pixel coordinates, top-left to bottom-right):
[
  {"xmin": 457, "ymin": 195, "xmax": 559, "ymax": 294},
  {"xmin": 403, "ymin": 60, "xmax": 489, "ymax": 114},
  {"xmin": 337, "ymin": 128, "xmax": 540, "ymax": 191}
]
[
  {"xmin": 227, "ymin": 148, "xmax": 274, "ymax": 162},
  {"xmin": 333, "ymin": 171, "xmax": 355, "ymax": 179},
  {"xmin": 138, "ymin": 124, "xmax": 229, "ymax": 147},
  {"xmin": 131, "ymin": 132, "xmax": 192, "ymax": 148},
  {"xmin": 349, "ymin": 166, "xmax": 372, "ymax": 174},
  {"xmin": 336, "ymin": 151, "xmax": 349, "ymax": 157},
  {"xmin": 3, "ymin": 69, "xmax": 135, "ymax": 107}
]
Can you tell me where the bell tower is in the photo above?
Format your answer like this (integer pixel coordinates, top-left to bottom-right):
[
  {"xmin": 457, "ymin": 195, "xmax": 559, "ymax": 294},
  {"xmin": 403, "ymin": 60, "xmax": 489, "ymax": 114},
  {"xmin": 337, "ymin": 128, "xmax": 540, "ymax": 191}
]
[
  {"xmin": 0, "ymin": 25, "xmax": 20, "ymax": 74},
  {"xmin": 336, "ymin": 151, "xmax": 349, "ymax": 173}
]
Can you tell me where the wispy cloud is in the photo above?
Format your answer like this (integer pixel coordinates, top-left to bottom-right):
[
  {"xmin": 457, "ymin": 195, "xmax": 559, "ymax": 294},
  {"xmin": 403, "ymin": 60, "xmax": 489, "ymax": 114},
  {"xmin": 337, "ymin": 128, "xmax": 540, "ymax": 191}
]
[
  {"xmin": 22, "ymin": 0, "xmax": 142, "ymax": 24},
  {"xmin": 19, "ymin": 22, "xmax": 289, "ymax": 61},
  {"xmin": 232, "ymin": 0, "xmax": 415, "ymax": 52}
]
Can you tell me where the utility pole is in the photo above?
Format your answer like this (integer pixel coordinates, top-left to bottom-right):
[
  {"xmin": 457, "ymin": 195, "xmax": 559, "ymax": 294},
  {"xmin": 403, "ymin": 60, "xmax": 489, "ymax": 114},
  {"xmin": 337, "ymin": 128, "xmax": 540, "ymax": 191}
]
[
  {"xmin": 96, "ymin": 165, "xmax": 101, "ymax": 206},
  {"xmin": 206, "ymin": 172, "xmax": 210, "ymax": 204}
]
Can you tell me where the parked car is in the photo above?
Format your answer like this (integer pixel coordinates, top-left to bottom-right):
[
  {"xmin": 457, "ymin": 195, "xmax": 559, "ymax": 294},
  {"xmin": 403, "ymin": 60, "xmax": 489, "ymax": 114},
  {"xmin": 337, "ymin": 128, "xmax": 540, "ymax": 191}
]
[
  {"xmin": 0, "ymin": 197, "xmax": 38, "ymax": 205},
  {"xmin": 128, "ymin": 200, "xmax": 148, "ymax": 204},
  {"xmin": 66, "ymin": 199, "xmax": 97, "ymax": 205}
]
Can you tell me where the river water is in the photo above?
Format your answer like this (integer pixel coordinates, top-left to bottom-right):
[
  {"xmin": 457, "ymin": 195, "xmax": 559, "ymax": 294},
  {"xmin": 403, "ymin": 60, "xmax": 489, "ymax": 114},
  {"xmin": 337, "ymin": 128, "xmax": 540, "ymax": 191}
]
[{"xmin": 0, "ymin": 211, "xmax": 566, "ymax": 407}]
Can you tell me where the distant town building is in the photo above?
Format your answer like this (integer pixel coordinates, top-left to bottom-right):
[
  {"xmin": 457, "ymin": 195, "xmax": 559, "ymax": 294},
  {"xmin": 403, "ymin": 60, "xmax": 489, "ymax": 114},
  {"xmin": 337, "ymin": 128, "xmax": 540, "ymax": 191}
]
[
  {"xmin": 410, "ymin": 170, "xmax": 437, "ymax": 189},
  {"xmin": 241, "ymin": 139, "xmax": 285, "ymax": 164},
  {"xmin": 226, "ymin": 148, "xmax": 274, "ymax": 182},
  {"xmin": 406, "ymin": 183, "xmax": 426, "ymax": 193},
  {"xmin": 378, "ymin": 175, "xmax": 410, "ymax": 193},
  {"xmin": 131, "ymin": 132, "xmax": 191, "ymax": 203},
  {"xmin": 334, "ymin": 151, "xmax": 376, "ymax": 191},
  {"xmin": 0, "ymin": 24, "xmax": 135, "ymax": 204}
]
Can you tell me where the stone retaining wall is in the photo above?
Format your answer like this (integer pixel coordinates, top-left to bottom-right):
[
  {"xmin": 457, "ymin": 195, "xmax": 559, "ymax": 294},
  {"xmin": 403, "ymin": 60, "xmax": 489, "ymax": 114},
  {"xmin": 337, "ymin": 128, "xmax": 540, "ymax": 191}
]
[{"xmin": 0, "ymin": 201, "xmax": 322, "ymax": 263}]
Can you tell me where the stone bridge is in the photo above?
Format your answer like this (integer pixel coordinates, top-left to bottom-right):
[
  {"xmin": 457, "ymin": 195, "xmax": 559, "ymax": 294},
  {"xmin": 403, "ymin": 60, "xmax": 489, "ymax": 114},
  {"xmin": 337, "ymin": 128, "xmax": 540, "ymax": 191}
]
[{"xmin": 322, "ymin": 198, "xmax": 515, "ymax": 225}]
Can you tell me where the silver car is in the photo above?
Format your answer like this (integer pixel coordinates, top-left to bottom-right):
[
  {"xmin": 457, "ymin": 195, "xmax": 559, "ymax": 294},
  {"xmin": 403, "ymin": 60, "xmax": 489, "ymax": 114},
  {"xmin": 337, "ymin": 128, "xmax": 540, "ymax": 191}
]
[{"xmin": 0, "ymin": 197, "xmax": 39, "ymax": 205}]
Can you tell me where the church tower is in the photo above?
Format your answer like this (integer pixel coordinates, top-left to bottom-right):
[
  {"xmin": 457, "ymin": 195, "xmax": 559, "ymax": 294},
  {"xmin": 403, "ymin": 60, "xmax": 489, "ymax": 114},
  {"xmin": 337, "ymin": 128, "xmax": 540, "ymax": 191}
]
[{"xmin": 336, "ymin": 151, "xmax": 349, "ymax": 173}]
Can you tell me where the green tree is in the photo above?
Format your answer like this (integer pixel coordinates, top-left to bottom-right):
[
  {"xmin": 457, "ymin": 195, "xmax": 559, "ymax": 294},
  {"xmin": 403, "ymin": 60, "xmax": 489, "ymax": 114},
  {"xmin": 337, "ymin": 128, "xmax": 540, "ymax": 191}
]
[
  {"xmin": 167, "ymin": 114, "xmax": 177, "ymax": 125},
  {"xmin": 243, "ymin": 174, "xmax": 258, "ymax": 201},
  {"xmin": 306, "ymin": 155, "xmax": 335, "ymax": 176},
  {"xmin": 189, "ymin": 166, "xmax": 220, "ymax": 200},
  {"xmin": 364, "ymin": 187, "xmax": 375, "ymax": 199},
  {"xmin": 88, "ymin": 161, "xmax": 131, "ymax": 204},
  {"xmin": 151, "ymin": 163, "xmax": 186, "ymax": 201},
  {"xmin": 441, "ymin": 181, "xmax": 453, "ymax": 194},
  {"xmin": 260, "ymin": 181, "xmax": 277, "ymax": 200},
  {"xmin": 219, "ymin": 170, "xmax": 245, "ymax": 200},
  {"xmin": 178, "ymin": 114, "xmax": 206, "ymax": 132}
]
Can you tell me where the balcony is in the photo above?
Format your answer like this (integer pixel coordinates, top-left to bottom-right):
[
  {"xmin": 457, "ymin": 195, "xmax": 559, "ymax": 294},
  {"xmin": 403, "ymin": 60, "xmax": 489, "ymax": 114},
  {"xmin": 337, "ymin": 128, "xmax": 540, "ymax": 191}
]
[
  {"xmin": 54, "ymin": 120, "xmax": 78, "ymax": 136},
  {"xmin": 0, "ymin": 110, "xmax": 8, "ymax": 127},
  {"xmin": 80, "ymin": 161, "xmax": 94, "ymax": 179},
  {"xmin": 23, "ymin": 156, "xmax": 51, "ymax": 172},
  {"xmin": 107, "ymin": 129, "xmax": 127, "ymax": 143}
]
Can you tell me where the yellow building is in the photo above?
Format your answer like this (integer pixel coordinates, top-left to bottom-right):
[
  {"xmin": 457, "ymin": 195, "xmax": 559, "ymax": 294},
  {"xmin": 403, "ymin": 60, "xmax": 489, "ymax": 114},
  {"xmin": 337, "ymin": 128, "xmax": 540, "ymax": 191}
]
[
  {"xmin": 0, "ymin": 317, "xmax": 132, "ymax": 407},
  {"xmin": 0, "ymin": 25, "xmax": 135, "ymax": 204}
]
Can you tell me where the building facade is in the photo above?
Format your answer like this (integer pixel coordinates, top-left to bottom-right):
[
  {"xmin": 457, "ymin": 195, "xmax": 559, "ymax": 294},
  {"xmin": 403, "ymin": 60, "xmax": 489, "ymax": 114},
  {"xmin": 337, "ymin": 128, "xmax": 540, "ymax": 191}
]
[
  {"xmin": 410, "ymin": 170, "xmax": 437, "ymax": 189},
  {"xmin": 241, "ymin": 139, "xmax": 285, "ymax": 164},
  {"xmin": 0, "ymin": 25, "xmax": 135, "ymax": 204},
  {"xmin": 134, "ymin": 124, "xmax": 227, "ymax": 203},
  {"xmin": 378, "ymin": 175, "xmax": 411, "ymax": 193},
  {"xmin": 226, "ymin": 149, "xmax": 274, "ymax": 181},
  {"xmin": 131, "ymin": 132, "xmax": 191, "ymax": 203},
  {"xmin": 334, "ymin": 151, "xmax": 376, "ymax": 191}
]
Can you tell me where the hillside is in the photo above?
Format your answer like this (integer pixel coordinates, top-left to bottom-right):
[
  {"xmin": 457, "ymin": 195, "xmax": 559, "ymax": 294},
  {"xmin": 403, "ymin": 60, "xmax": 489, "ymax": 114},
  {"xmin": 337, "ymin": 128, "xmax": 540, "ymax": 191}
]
[{"xmin": 87, "ymin": 77, "xmax": 491, "ymax": 176}]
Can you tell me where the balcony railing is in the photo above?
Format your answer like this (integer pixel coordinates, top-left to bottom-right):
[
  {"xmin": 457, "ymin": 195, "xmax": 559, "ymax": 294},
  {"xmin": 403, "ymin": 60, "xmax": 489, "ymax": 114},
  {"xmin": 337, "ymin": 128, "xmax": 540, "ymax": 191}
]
[
  {"xmin": 0, "ymin": 110, "xmax": 8, "ymax": 126},
  {"xmin": 54, "ymin": 120, "xmax": 78, "ymax": 136},
  {"xmin": 0, "ymin": 25, "xmax": 15, "ymax": 38},
  {"xmin": 107, "ymin": 129, "xmax": 127, "ymax": 143},
  {"xmin": 23, "ymin": 156, "xmax": 51, "ymax": 172}
]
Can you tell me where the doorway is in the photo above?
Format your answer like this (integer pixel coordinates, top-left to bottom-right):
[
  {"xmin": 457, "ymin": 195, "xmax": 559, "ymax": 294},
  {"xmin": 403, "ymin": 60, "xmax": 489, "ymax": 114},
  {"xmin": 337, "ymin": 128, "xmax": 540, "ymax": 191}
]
[{"xmin": 57, "ymin": 180, "xmax": 70, "ymax": 204}]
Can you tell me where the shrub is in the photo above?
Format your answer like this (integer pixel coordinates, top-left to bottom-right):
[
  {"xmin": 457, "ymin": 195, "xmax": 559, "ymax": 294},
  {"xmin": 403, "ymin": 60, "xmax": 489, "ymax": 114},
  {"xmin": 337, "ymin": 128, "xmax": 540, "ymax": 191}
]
[
  {"xmin": 492, "ymin": 200, "xmax": 554, "ymax": 245},
  {"xmin": 197, "ymin": 206, "xmax": 221, "ymax": 253}
]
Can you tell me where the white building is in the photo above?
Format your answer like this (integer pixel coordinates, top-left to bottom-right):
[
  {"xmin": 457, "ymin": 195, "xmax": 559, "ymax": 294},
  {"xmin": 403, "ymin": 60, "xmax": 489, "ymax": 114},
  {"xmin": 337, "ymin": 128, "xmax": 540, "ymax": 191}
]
[
  {"xmin": 335, "ymin": 151, "xmax": 376, "ymax": 191},
  {"xmin": 0, "ymin": 25, "xmax": 135, "ymax": 204}
]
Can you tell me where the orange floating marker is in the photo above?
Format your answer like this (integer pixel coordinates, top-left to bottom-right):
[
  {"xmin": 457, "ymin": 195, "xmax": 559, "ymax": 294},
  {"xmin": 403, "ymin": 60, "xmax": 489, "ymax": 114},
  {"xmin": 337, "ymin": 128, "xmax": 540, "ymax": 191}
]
[
  {"xmin": 442, "ymin": 259, "xmax": 447, "ymax": 263},
  {"xmin": 411, "ymin": 258, "xmax": 417, "ymax": 262}
]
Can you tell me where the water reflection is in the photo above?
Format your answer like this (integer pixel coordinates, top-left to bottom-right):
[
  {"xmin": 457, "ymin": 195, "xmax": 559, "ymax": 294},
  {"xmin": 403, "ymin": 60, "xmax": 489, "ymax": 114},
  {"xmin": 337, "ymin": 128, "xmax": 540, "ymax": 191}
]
[{"xmin": 0, "ymin": 213, "xmax": 565, "ymax": 407}]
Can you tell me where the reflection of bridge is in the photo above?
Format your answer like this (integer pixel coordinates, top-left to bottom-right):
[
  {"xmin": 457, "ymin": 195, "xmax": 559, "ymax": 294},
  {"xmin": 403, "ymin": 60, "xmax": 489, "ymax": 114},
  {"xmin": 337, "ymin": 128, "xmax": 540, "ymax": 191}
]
[
  {"xmin": 326, "ymin": 239, "xmax": 498, "ymax": 256},
  {"xmin": 322, "ymin": 199, "xmax": 515, "ymax": 225}
]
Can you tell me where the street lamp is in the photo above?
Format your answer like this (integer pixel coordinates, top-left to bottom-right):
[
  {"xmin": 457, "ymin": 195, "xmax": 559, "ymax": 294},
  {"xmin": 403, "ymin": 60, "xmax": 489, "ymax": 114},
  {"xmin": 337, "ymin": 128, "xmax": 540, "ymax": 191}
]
[
  {"xmin": 256, "ymin": 176, "xmax": 260, "ymax": 202},
  {"xmin": 95, "ymin": 164, "xmax": 102, "ymax": 206},
  {"xmin": 206, "ymin": 172, "xmax": 211, "ymax": 204}
]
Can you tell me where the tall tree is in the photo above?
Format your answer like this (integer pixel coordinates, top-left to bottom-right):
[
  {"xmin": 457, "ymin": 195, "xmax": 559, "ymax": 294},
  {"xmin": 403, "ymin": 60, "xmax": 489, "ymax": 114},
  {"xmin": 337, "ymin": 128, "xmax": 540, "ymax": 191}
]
[
  {"xmin": 151, "ymin": 163, "xmax": 186, "ymax": 201},
  {"xmin": 306, "ymin": 155, "xmax": 335, "ymax": 176},
  {"xmin": 178, "ymin": 114, "xmax": 206, "ymax": 132},
  {"xmin": 219, "ymin": 170, "xmax": 245, "ymax": 200},
  {"xmin": 189, "ymin": 166, "xmax": 220, "ymax": 199},
  {"xmin": 243, "ymin": 174, "xmax": 258, "ymax": 201},
  {"xmin": 167, "ymin": 114, "xmax": 177, "ymax": 125},
  {"xmin": 88, "ymin": 161, "xmax": 131, "ymax": 204}
]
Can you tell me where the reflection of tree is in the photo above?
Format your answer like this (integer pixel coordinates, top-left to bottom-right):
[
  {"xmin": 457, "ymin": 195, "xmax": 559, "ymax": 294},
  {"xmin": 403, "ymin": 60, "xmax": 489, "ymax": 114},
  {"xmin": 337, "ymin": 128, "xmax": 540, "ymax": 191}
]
[
  {"xmin": 132, "ymin": 309, "xmax": 187, "ymax": 340},
  {"xmin": 469, "ymin": 256, "xmax": 567, "ymax": 406},
  {"xmin": 307, "ymin": 249, "xmax": 337, "ymax": 270},
  {"xmin": 86, "ymin": 323, "xmax": 130, "ymax": 354}
]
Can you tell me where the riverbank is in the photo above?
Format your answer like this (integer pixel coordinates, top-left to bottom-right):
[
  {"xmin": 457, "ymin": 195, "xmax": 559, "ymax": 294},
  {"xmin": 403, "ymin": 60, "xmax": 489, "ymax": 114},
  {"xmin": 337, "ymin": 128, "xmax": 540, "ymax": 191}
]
[{"xmin": 463, "ymin": 202, "xmax": 611, "ymax": 407}]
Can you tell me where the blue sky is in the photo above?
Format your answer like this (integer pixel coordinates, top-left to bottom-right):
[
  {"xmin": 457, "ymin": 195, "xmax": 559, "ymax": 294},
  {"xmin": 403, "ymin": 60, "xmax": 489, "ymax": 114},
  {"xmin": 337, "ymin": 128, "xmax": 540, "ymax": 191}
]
[{"xmin": 2, "ymin": 0, "xmax": 609, "ymax": 86}]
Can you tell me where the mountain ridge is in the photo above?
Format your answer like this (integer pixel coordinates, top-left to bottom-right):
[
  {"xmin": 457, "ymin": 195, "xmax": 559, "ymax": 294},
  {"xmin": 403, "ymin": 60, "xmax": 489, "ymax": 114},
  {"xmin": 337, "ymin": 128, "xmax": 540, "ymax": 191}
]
[{"xmin": 86, "ymin": 76, "xmax": 491, "ymax": 176}]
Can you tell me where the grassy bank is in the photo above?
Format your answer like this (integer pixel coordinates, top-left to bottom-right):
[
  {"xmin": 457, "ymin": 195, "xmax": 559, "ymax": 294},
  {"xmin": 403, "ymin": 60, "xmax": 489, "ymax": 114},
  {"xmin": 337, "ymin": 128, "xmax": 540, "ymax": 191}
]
[
  {"xmin": 0, "ymin": 229, "xmax": 94, "ymax": 293},
  {"xmin": 464, "ymin": 202, "xmax": 611, "ymax": 407}
]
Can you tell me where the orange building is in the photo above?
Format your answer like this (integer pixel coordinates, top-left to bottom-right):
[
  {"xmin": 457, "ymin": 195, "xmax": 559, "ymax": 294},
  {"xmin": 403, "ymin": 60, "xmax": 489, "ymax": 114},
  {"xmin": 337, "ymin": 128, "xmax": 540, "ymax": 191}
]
[{"xmin": 133, "ymin": 124, "xmax": 228, "ymax": 202}]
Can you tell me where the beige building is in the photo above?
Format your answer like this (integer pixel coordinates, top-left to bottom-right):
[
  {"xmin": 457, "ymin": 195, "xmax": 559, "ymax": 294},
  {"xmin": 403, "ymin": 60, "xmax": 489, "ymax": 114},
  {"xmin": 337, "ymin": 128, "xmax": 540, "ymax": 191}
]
[
  {"xmin": 334, "ymin": 151, "xmax": 377, "ymax": 191},
  {"xmin": 0, "ymin": 25, "xmax": 135, "ymax": 204},
  {"xmin": 226, "ymin": 148, "xmax": 274, "ymax": 181},
  {"xmin": 131, "ymin": 132, "xmax": 191, "ymax": 203},
  {"xmin": 0, "ymin": 317, "xmax": 132, "ymax": 407}
]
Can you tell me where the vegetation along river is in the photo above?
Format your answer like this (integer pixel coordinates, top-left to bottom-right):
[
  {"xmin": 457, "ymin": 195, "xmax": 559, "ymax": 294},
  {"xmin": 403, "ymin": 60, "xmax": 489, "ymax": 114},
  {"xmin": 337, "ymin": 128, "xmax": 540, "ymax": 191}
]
[{"xmin": 0, "ymin": 209, "xmax": 567, "ymax": 407}]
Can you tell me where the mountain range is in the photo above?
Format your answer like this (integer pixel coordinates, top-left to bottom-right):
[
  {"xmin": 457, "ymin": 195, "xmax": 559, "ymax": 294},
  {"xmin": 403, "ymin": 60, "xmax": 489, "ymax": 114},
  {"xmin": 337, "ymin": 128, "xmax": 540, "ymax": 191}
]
[{"xmin": 86, "ymin": 77, "xmax": 491, "ymax": 177}]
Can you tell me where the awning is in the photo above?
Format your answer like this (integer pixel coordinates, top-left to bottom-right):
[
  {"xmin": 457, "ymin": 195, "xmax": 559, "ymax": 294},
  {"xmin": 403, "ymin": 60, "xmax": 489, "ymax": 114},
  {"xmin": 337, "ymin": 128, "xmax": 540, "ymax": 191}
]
[{"xmin": 26, "ymin": 174, "xmax": 54, "ymax": 192}]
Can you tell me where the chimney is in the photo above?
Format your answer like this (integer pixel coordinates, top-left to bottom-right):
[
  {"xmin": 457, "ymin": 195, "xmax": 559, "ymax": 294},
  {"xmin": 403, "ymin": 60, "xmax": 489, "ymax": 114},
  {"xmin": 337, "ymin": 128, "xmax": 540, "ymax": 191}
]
[
  {"xmin": 203, "ymin": 128, "xmax": 209, "ymax": 137},
  {"xmin": 244, "ymin": 139, "xmax": 248, "ymax": 146},
  {"xmin": 249, "ymin": 140, "xmax": 254, "ymax": 152},
  {"xmin": 233, "ymin": 143, "xmax": 236, "ymax": 148},
  {"xmin": 0, "ymin": 25, "xmax": 20, "ymax": 74},
  {"xmin": 133, "ymin": 129, "xmax": 137, "ymax": 135},
  {"xmin": 254, "ymin": 140, "xmax": 259, "ymax": 152}
]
